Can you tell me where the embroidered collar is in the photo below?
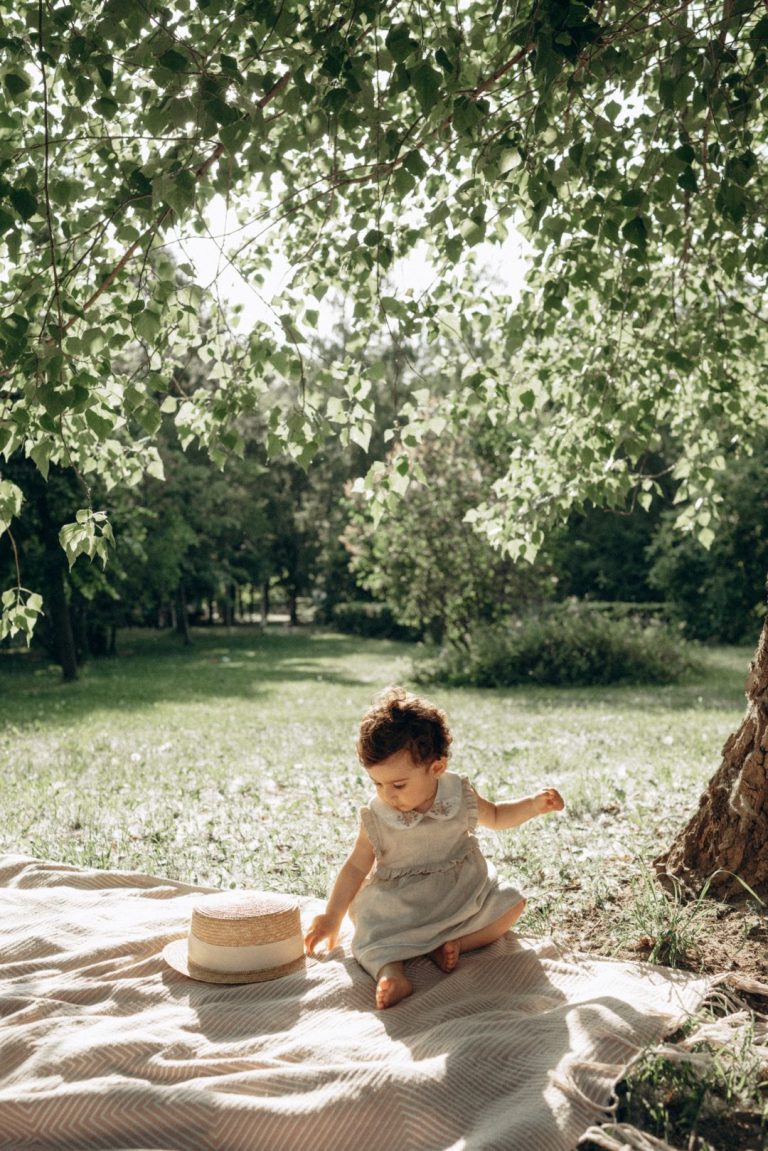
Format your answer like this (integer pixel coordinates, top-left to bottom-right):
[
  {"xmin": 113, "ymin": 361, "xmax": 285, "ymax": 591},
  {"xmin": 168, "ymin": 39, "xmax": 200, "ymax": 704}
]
[{"xmin": 371, "ymin": 771, "xmax": 463, "ymax": 829}]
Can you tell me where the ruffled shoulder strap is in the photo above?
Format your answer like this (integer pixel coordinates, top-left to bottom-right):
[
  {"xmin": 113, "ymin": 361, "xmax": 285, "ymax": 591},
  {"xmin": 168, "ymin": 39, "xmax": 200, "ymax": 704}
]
[
  {"xmin": 459, "ymin": 775, "xmax": 479, "ymax": 831},
  {"xmin": 359, "ymin": 805, "xmax": 383, "ymax": 858}
]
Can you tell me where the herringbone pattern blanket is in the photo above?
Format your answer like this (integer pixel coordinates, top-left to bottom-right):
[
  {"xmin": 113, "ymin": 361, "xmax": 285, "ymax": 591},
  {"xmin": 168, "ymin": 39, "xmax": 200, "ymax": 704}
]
[{"xmin": 0, "ymin": 856, "xmax": 708, "ymax": 1151}]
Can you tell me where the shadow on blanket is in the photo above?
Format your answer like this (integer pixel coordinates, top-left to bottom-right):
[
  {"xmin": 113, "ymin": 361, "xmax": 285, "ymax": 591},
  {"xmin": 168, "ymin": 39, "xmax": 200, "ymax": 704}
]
[{"xmin": 0, "ymin": 856, "xmax": 710, "ymax": 1151}]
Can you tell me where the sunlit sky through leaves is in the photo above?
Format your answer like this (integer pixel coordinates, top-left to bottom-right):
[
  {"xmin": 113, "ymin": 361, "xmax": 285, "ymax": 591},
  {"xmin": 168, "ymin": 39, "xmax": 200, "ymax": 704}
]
[{"xmin": 172, "ymin": 195, "xmax": 532, "ymax": 338}]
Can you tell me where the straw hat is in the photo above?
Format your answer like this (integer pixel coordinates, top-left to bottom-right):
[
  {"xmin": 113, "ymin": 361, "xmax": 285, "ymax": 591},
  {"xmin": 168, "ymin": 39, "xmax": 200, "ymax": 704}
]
[{"xmin": 163, "ymin": 890, "xmax": 306, "ymax": 984}]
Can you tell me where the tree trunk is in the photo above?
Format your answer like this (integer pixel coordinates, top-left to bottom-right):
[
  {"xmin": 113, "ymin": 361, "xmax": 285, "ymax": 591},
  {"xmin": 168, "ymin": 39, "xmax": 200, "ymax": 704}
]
[
  {"xmin": 261, "ymin": 580, "xmax": 270, "ymax": 626},
  {"xmin": 175, "ymin": 582, "xmax": 192, "ymax": 646},
  {"xmin": 654, "ymin": 618, "xmax": 768, "ymax": 900},
  {"xmin": 47, "ymin": 565, "xmax": 79, "ymax": 682},
  {"xmin": 36, "ymin": 478, "xmax": 79, "ymax": 681}
]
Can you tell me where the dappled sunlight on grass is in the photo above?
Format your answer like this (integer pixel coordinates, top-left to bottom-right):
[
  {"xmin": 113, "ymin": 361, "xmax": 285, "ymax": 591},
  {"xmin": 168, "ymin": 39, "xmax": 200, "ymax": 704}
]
[{"xmin": 0, "ymin": 628, "xmax": 752, "ymax": 908}]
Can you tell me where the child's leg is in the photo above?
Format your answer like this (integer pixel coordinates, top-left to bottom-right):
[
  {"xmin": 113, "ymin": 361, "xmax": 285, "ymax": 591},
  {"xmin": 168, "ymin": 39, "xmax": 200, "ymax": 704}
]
[
  {"xmin": 375, "ymin": 960, "xmax": 413, "ymax": 1009},
  {"xmin": 430, "ymin": 897, "xmax": 527, "ymax": 973}
]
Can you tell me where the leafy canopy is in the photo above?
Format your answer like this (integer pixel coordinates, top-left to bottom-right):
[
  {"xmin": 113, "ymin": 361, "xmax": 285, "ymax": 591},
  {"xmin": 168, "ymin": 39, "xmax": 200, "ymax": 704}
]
[{"xmin": 1, "ymin": 0, "xmax": 768, "ymax": 636}]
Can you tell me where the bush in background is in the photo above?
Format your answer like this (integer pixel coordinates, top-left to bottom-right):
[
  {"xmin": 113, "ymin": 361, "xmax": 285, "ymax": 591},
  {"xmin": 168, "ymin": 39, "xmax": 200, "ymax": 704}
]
[
  {"xmin": 416, "ymin": 602, "xmax": 695, "ymax": 688},
  {"xmin": 330, "ymin": 601, "xmax": 420, "ymax": 641}
]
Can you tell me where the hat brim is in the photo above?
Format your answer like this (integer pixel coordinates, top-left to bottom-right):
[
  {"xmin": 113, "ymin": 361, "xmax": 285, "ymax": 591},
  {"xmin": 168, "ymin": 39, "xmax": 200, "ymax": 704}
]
[{"xmin": 162, "ymin": 937, "xmax": 307, "ymax": 985}]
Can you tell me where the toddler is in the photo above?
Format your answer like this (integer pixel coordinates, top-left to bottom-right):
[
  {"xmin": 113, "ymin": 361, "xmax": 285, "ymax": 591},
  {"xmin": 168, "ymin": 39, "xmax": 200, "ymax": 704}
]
[{"xmin": 304, "ymin": 687, "xmax": 564, "ymax": 1009}]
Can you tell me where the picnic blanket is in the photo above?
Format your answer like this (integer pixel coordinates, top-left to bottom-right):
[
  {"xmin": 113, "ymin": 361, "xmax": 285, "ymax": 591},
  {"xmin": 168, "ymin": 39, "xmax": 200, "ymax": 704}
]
[{"xmin": 0, "ymin": 855, "xmax": 711, "ymax": 1151}]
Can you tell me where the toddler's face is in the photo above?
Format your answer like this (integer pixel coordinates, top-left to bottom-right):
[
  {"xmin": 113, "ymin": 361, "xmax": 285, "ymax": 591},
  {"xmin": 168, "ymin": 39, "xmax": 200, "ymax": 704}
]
[{"xmin": 366, "ymin": 748, "xmax": 446, "ymax": 814}]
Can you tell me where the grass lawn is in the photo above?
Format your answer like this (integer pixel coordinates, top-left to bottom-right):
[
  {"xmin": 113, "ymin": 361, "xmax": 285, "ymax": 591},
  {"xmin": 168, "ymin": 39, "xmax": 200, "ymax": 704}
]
[
  {"xmin": 0, "ymin": 625, "xmax": 752, "ymax": 902},
  {"xmin": 1, "ymin": 625, "xmax": 766, "ymax": 1147}
]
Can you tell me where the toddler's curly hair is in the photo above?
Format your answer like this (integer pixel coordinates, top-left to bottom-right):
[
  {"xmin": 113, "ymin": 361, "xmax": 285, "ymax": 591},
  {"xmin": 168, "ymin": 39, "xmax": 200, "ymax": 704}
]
[{"xmin": 356, "ymin": 686, "xmax": 453, "ymax": 767}]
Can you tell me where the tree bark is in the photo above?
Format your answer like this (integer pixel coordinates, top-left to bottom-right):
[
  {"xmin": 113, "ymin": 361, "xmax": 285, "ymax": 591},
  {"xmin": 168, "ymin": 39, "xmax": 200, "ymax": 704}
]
[
  {"xmin": 36, "ymin": 476, "xmax": 79, "ymax": 681},
  {"xmin": 46, "ymin": 564, "xmax": 79, "ymax": 682},
  {"xmin": 175, "ymin": 582, "xmax": 192, "ymax": 646},
  {"xmin": 654, "ymin": 618, "xmax": 768, "ymax": 900}
]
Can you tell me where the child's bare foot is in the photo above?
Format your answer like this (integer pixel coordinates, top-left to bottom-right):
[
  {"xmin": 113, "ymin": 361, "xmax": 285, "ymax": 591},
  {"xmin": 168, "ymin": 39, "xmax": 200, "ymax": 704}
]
[
  {"xmin": 429, "ymin": 939, "xmax": 461, "ymax": 973},
  {"xmin": 375, "ymin": 964, "xmax": 413, "ymax": 1009}
]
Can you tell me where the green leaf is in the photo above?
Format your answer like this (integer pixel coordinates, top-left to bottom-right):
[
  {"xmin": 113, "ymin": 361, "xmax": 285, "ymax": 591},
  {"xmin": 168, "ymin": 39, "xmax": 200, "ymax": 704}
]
[
  {"xmin": 220, "ymin": 117, "xmax": 252, "ymax": 153},
  {"xmin": 9, "ymin": 187, "xmax": 37, "ymax": 221},
  {"xmin": 452, "ymin": 95, "xmax": 485, "ymax": 137},
  {"xmin": 136, "ymin": 402, "xmax": 162, "ymax": 435},
  {"xmin": 386, "ymin": 24, "xmax": 418, "ymax": 63},
  {"xmin": 3, "ymin": 71, "xmax": 31, "ymax": 100},
  {"xmin": 622, "ymin": 216, "xmax": 648, "ymax": 248},
  {"xmin": 499, "ymin": 149, "xmax": 523, "ymax": 174},
  {"xmin": 146, "ymin": 454, "xmax": 165, "ymax": 481},
  {"xmin": 93, "ymin": 96, "xmax": 119, "ymax": 119},
  {"xmin": 392, "ymin": 167, "xmax": 416, "ymax": 197},
  {"xmin": 279, "ymin": 314, "xmax": 303, "ymax": 344},
  {"xmin": 37, "ymin": 385, "xmax": 71, "ymax": 417},
  {"xmin": 674, "ymin": 144, "xmax": 696, "ymax": 164},
  {"xmin": 134, "ymin": 309, "xmax": 161, "ymax": 340},
  {"xmin": 411, "ymin": 62, "xmax": 441, "ymax": 112},
  {"xmin": 163, "ymin": 168, "xmax": 197, "ymax": 214},
  {"xmin": 59, "ymin": 510, "xmax": 114, "ymax": 570},
  {"xmin": 749, "ymin": 15, "xmax": 768, "ymax": 47},
  {"xmin": 350, "ymin": 422, "xmax": 372, "ymax": 453},
  {"xmin": 205, "ymin": 97, "xmax": 242, "ymax": 125},
  {"xmin": 29, "ymin": 440, "xmax": 51, "ymax": 480},
  {"xmin": 459, "ymin": 216, "xmax": 485, "ymax": 245},
  {"xmin": 74, "ymin": 75, "xmax": 94, "ymax": 103},
  {"xmin": 0, "ymin": 588, "xmax": 44, "ymax": 645},
  {"xmin": 716, "ymin": 180, "xmax": 747, "ymax": 223},
  {"xmin": 435, "ymin": 47, "xmax": 455, "ymax": 74},
  {"xmin": 85, "ymin": 408, "xmax": 116, "ymax": 437},
  {"xmin": 0, "ymin": 479, "xmax": 23, "ymax": 534},
  {"xmin": 0, "ymin": 311, "xmax": 29, "ymax": 344},
  {"xmin": 81, "ymin": 328, "xmax": 106, "ymax": 356},
  {"xmin": 677, "ymin": 166, "xmax": 698, "ymax": 193},
  {"xmin": 403, "ymin": 149, "xmax": 429, "ymax": 178},
  {"xmin": 158, "ymin": 49, "xmax": 188, "ymax": 72},
  {"xmin": 621, "ymin": 188, "xmax": 645, "ymax": 208}
]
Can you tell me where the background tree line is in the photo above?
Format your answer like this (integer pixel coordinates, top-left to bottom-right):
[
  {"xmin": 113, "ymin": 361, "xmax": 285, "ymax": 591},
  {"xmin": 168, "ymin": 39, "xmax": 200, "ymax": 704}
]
[{"xmin": 4, "ymin": 337, "xmax": 767, "ymax": 681}]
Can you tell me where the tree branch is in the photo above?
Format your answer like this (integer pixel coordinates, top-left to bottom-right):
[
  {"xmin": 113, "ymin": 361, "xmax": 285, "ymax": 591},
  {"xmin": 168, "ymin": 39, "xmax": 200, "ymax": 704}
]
[
  {"xmin": 7, "ymin": 526, "xmax": 22, "ymax": 591},
  {"xmin": 37, "ymin": 0, "xmax": 65, "ymax": 348}
]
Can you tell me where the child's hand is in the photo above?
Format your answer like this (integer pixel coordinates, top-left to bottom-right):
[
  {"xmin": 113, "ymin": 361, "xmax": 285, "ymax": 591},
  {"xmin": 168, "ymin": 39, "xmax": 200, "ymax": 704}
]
[
  {"xmin": 304, "ymin": 913, "xmax": 341, "ymax": 957},
  {"xmin": 536, "ymin": 787, "xmax": 565, "ymax": 815}
]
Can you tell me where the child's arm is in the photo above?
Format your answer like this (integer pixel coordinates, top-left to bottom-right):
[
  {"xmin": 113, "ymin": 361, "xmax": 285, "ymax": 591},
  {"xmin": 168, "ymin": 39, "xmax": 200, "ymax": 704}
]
[
  {"xmin": 304, "ymin": 820, "xmax": 375, "ymax": 956},
  {"xmin": 474, "ymin": 786, "xmax": 564, "ymax": 831}
]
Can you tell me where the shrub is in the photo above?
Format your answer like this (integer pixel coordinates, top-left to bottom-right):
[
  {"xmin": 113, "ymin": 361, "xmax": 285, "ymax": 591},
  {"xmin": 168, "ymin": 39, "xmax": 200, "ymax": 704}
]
[
  {"xmin": 330, "ymin": 601, "xmax": 420, "ymax": 641},
  {"xmin": 416, "ymin": 603, "xmax": 695, "ymax": 688}
]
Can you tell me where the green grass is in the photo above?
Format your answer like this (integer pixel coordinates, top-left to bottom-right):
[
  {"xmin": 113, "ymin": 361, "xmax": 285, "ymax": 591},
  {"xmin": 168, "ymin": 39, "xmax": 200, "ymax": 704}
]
[
  {"xmin": 615, "ymin": 1016, "xmax": 768, "ymax": 1151},
  {"xmin": 0, "ymin": 626, "xmax": 752, "ymax": 909}
]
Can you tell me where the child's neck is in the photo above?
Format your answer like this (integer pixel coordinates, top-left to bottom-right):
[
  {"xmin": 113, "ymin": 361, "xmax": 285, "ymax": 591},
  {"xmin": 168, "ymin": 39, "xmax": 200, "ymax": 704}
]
[{"xmin": 412, "ymin": 781, "xmax": 439, "ymax": 814}]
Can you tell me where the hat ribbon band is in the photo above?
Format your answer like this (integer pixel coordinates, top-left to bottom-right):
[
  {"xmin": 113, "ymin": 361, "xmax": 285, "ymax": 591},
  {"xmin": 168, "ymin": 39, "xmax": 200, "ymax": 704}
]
[{"xmin": 187, "ymin": 932, "xmax": 304, "ymax": 974}]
